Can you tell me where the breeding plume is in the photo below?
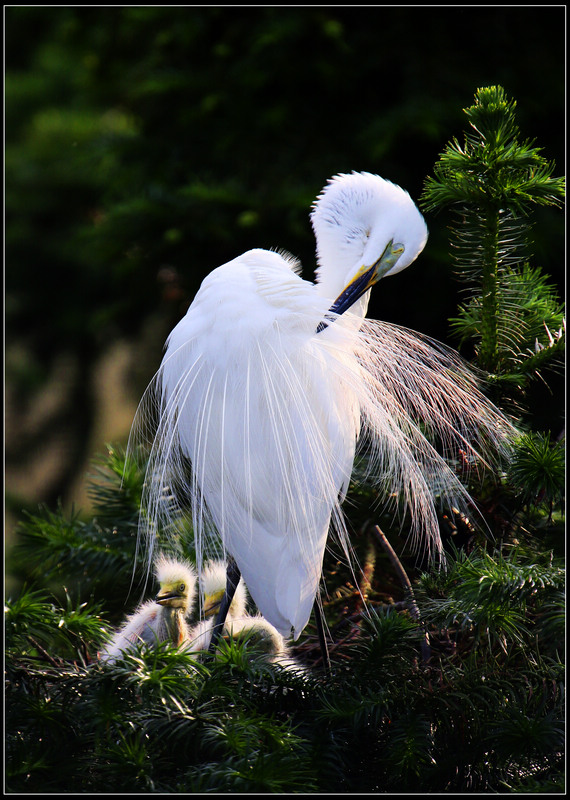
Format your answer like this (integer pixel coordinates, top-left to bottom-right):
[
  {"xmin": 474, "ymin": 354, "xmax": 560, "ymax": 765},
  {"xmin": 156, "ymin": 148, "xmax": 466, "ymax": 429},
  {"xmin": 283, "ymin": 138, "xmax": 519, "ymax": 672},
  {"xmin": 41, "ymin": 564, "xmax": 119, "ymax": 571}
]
[
  {"xmin": 131, "ymin": 171, "xmax": 513, "ymax": 644},
  {"xmin": 101, "ymin": 554, "xmax": 196, "ymax": 662}
]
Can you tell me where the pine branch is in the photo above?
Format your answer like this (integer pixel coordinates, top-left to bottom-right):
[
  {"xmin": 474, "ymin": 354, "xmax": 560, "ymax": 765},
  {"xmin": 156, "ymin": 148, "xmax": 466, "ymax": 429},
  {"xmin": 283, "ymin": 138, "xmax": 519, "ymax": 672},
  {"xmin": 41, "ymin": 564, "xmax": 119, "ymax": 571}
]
[{"xmin": 420, "ymin": 85, "xmax": 565, "ymax": 379}]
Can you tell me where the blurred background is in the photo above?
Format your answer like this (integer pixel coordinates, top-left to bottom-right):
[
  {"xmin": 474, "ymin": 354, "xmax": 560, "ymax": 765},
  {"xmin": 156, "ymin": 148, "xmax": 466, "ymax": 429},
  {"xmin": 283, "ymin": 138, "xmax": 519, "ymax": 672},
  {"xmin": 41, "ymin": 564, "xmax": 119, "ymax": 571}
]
[{"xmin": 5, "ymin": 7, "xmax": 565, "ymax": 574}]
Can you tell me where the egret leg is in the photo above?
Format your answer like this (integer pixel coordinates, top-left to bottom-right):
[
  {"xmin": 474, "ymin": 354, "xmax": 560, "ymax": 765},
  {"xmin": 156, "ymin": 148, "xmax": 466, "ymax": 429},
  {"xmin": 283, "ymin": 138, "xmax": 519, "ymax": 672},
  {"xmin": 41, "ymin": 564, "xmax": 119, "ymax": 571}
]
[
  {"xmin": 313, "ymin": 598, "xmax": 331, "ymax": 675},
  {"xmin": 208, "ymin": 556, "xmax": 241, "ymax": 654}
]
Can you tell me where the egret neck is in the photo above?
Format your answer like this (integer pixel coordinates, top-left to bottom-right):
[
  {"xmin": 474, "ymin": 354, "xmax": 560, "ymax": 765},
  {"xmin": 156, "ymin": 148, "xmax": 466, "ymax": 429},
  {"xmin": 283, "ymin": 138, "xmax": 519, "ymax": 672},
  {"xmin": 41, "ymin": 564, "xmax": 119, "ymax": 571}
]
[{"xmin": 155, "ymin": 585, "xmax": 189, "ymax": 647}]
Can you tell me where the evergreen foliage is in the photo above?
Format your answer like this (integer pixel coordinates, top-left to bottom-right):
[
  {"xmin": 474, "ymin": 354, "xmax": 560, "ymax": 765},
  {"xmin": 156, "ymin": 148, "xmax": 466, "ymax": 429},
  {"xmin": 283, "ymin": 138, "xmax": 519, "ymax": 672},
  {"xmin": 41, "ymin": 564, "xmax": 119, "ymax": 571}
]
[
  {"xmin": 421, "ymin": 86, "xmax": 565, "ymax": 395},
  {"xmin": 5, "ymin": 84, "xmax": 565, "ymax": 792},
  {"xmin": 508, "ymin": 431, "xmax": 566, "ymax": 522},
  {"xmin": 6, "ymin": 507, "xmax": 565, "ymax": 792},
  {"xmin": 419, "ymin": 85, "xmax": 565, "ymax": 554},
  {"xmin": 5, "ymin": 405, "xmax": 565, "ymax": 792}
]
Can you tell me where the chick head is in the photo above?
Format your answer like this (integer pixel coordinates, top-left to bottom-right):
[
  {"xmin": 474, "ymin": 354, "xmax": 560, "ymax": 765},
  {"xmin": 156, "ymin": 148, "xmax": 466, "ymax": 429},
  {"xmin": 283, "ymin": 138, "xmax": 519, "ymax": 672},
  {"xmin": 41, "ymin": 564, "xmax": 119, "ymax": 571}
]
[
  {"xmin": 200, "ymin": 560, "xmax": 248, "ymax": 619},
  {"xmin": 154, "ymin": 554, "xmax": 197, "ymax": 613}
]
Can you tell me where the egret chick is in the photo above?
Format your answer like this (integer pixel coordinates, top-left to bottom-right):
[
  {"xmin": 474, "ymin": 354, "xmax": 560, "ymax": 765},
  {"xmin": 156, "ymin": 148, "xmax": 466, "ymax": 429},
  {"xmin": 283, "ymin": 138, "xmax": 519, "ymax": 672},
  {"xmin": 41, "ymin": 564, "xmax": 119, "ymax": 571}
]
[
  {"xmin": 101, "ymin": 554, "xmax": 196, "ymax": 662},
  {"xmin": 227, "ymin": 614, "xmax": 305, "ymax": 672},
  {"xmin": 200, "ymin": 559, "xmax": 248, "ymax": 619},
  {"xmin": 189, "ymin": 561, "xmax": 304, "ymax": 670},
  {"xmin": 189, "ymin": 608, "xmax": 303, "ymax": 671},
  {"xmin": 187, "ymin": 559, "xmax": 248, "ymax": 652}
]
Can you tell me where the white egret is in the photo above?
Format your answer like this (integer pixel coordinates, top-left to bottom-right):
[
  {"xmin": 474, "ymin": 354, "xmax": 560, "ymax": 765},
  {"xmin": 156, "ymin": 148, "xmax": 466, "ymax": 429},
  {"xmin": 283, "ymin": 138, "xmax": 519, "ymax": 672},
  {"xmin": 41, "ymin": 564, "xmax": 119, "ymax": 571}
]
[
  {"xmin": 101, "ymin": 554, "xmax": 196, "ymax": 662},
  {"xmin": 130, "ymin": 171, "xmax": 514, "ymax": 652}
]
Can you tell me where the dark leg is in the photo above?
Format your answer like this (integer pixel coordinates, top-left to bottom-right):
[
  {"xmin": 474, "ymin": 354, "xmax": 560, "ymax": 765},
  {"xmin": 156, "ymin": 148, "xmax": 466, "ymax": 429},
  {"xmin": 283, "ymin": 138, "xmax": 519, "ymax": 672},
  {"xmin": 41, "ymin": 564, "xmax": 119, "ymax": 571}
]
[
  {"xmin": 313, "ymin": 597, "xmax": 331, "ymax": 675},
  {"xmin": 208, "ymin": 556, "xmax": 241, "ymax": 654}
]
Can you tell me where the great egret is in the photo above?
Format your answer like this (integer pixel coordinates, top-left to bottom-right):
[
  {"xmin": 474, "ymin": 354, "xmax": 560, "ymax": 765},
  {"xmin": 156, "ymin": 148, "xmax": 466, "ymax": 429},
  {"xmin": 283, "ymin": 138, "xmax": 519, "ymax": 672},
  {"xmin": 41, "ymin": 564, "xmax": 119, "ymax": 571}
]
[
  {"xmin": 101, "ymin": 554, "xmax": 196, "ymax": 662},
  {"xmin": 130, "ymin": 171, "xmax": 514, "ymax": 651}
]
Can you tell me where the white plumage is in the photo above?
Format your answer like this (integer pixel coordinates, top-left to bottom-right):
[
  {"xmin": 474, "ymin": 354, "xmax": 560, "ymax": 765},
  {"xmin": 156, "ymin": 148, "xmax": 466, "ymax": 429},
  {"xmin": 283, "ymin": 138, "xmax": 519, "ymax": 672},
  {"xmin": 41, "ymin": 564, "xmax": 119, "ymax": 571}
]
[
  {"xmin": 101, "ymin": 554, "xmax": 197, "ymax": 662},
  {"xmin": 131, "ymin": 171, "xmax": 514, "ymax": 643},
  {"xmin": 312, "ymin": 172, "xmax": 428, "ymax": 308}
]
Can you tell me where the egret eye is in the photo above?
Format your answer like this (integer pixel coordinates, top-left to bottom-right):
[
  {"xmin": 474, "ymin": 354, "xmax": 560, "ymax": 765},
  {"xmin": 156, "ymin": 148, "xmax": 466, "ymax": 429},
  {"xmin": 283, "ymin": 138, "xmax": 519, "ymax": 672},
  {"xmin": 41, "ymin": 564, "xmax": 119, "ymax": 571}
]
[
  {"xmin": 179, "ymin": 583, "xmax": 186, "ymax": 592},
  {"xmin": 392, "ymin": 242, "xmax": 405, "ymax": 256}
]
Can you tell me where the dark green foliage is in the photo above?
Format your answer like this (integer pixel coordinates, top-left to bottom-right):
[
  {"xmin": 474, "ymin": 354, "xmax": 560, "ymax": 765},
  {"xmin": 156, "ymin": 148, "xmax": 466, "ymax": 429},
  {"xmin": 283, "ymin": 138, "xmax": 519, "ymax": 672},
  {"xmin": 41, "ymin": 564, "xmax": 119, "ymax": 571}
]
[
  {"xmin": 5, "ymin": 71, "xmax": 565, "ymax": 793},
  {"xmin": 421, "ymin": 86, "xmax": 564, "ymax": 214},
  {"xmin": 6, "ymin": 586, "xmax": 108, "ymax": 666},
  {"xmin": 11, "ymin": 446, "xmax": 147, "ymax": 617},
  {"xmin": 417, "ymin": 546, "xmax": 565, "ymax": 659},
  {"xmin": 508, "ymin": 431, "xmax": 565, "ymax": 520},
  {"xmin": 6, "ymin": 462, "xmax": 565, "ymax": 792},
  {"xmin": 421, "ymin": 86, "xmax": 565, "ymax": 397},
  {"xmin": 418, "ymin": 84, "xmax": 565, "ymax": 563}
]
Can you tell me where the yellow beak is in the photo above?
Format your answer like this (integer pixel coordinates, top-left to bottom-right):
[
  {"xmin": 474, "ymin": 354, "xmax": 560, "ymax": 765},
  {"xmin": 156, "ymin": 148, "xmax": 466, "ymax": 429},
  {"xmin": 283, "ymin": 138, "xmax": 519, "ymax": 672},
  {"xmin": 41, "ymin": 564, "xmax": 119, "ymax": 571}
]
[{"xmin": 155, "ymin": 588, "xmax": 184, "ymax": 605}]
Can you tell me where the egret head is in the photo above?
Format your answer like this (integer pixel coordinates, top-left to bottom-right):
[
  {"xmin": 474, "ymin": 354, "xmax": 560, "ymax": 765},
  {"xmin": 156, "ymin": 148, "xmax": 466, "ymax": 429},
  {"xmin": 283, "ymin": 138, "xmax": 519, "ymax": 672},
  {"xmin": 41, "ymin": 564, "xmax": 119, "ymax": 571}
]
[
  {"xmin": 311, "ymin": 171, "xmax": 428, "ymax": 313},
  {"xmin": 154, "ymin": 554, "xmax": 197, "ymax": 613}
]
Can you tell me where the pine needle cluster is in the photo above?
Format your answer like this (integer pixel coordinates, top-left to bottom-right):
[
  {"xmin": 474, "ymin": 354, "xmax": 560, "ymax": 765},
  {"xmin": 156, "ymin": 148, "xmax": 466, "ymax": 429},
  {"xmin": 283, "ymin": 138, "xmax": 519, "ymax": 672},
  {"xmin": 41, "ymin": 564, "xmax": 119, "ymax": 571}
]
[
  {"xmin": 421, "ymin": 85, "xmax": 565, "ymax": 389},
  {"xmin": 6, "ymin": 490, "xmax": 564, "ymax": 792}
]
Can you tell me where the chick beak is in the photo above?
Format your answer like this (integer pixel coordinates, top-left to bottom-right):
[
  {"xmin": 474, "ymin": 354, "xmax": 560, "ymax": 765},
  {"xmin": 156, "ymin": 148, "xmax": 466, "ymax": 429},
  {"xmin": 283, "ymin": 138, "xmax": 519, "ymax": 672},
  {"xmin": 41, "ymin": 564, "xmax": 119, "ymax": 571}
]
[
  {"xmin": 155, "ymin": 589, "xmax": 183, "ymax": 605},
  {"xmin": 203, "ymin": 598, "xmax": 222, "ymax": 618}
]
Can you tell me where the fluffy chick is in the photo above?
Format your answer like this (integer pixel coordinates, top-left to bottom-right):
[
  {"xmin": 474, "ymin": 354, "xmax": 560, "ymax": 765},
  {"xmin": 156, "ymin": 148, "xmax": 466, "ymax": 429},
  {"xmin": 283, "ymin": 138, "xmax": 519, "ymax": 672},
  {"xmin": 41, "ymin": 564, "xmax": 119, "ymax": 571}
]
[
  {"xmin": 188, "ymin": 561, "xmax": 304, "ymax": 671},
  {"xmin": 101, "ymin": 554, "xmax": 196, "ymax": 662},
  {"xmin": 187, "ymin": 559, "xmax": 248, "ymax": 651}
]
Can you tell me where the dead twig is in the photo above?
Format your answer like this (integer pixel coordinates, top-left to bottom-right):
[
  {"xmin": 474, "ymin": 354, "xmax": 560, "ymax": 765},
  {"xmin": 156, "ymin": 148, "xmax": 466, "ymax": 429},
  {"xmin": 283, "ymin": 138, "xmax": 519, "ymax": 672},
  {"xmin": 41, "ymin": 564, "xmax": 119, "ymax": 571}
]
[{"xmin": 372, "ymin": 525, "xmax": 431, "ymax": 664}]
